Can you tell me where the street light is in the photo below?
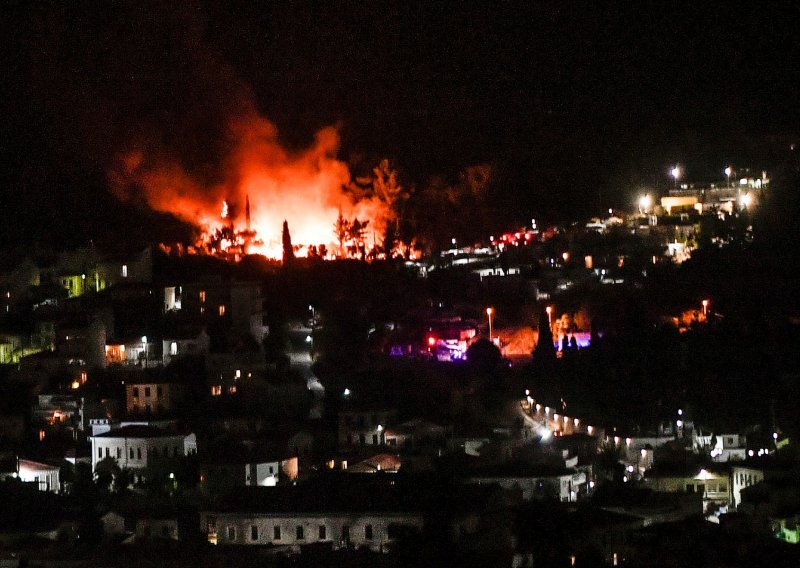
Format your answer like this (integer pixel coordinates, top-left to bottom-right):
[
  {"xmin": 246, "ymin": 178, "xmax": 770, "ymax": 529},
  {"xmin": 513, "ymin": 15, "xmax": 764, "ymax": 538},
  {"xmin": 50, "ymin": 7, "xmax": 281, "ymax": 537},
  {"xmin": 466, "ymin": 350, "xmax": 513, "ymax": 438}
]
[
  {"xmin": 545, "ymin": 305, "xmax": 553, "ymax": 325},
  {"xmin": 486, "ymin": 307, "xmax": 494, "ymax": 342},
  {"xmin": 141, "ymin": 335, "xmax": 148, "ymax": 368},
  {"xmin": 725, "ymin": 166, "xmax": 732, "ymax": 188},
  {"xmin": 670, "ymin": 166, "xmax": 681, "ymax": 188},
  {"xmin": 638, "ymin": 194, "xmax": 652, "ymax": 214},
  {"xmin": 701, "ymin": 299, "xmax": 709, "ymax": 317}
]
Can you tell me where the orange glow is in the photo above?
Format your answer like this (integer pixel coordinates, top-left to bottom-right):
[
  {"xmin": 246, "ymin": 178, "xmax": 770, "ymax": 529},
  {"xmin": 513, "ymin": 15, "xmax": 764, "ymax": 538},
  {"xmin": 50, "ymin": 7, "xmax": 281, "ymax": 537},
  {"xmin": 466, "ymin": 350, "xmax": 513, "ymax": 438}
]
[{"xmin": 111, "ymin": 113, "xmax": 392, "ymax": 259}]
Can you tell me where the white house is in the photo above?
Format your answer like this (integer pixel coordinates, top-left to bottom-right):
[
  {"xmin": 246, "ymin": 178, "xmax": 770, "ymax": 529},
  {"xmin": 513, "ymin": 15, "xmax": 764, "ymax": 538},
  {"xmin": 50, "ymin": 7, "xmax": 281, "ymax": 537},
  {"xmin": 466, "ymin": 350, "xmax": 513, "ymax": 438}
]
[
  {"xmin": 202, "ymin": 511, "xmax": 423, "ymax": 551},
  {"xmin": 731, "ymin": 464, "xmax": 766, "ymax": 509},
  {"xmin": 89, "ymin": 425, "xmax": 197, "ymax": 482},
  {"xmin": 17, "ymin": 459, "xmax": 61, "ymax": 493}
]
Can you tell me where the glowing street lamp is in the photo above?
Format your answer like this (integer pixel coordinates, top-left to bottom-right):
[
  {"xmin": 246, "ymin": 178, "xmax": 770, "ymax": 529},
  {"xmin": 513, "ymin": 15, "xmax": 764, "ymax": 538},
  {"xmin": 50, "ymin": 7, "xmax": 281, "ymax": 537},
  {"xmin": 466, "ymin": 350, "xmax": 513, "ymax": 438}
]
[
  {"xmin": 545, "ymin": 305, "xmax": 553, "ymax": 325},
  {"xmin": 725, "ymin": 166, "xmax": 732, "ymax": 188},
  {"xmin": 638, "ymin": 194, "xmax": 652, "ymax": 214},
  {"xmin": 670, "ymin": 166, "xmax": 681, "ymax": 188},
  {"xmin": 701, "ymin": 299, "xmax": 709, "ymax": 317},
  {"xmin": 141, "ymin": 335, "xmax": 148, "ymax": 368},
  {"xmin": 486, "ymin": 307, "xmax": 495, "ymax": 341}
]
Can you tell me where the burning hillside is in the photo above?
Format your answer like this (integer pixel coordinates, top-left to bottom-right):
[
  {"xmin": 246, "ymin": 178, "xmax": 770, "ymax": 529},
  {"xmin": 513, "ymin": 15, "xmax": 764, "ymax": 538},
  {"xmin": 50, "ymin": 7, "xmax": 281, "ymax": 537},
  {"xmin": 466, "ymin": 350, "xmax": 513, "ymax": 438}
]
[{"xmin": 110, "ymin": 112, "xmax": 393, "ymax": 260}]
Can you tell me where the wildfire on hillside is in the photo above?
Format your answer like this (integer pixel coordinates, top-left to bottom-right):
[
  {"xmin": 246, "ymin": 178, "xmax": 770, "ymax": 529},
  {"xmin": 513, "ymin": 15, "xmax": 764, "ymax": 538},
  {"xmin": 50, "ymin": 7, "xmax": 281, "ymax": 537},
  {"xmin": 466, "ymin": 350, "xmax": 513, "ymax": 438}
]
[{"xmin": 111, "ymin": 112, "xmax": 396, "ymax": 261}]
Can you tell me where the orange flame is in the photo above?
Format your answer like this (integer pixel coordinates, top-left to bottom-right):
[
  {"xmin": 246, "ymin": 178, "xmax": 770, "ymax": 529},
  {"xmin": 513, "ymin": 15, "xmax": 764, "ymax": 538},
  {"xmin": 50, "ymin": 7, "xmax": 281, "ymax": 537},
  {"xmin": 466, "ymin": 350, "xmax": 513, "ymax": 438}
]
[{"xmin": 111, "ymin": 112, "xmax": 391, "ymax": 259}]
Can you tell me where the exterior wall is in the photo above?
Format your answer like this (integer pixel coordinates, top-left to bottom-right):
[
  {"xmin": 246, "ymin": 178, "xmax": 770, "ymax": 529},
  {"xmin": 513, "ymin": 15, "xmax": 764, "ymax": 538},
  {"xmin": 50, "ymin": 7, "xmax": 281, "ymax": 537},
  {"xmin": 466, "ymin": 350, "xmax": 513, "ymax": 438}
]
[
  {"xmin": 161, "ymin": 332, "xmax": 210, "ymax": 365},
  {"xmin": 203, "ymin": 512, "xmax": 424, "ymax": 551},
  {"xmin": 136, "ymin": 518, "xmax": 179, "ymax": 540},
  {"xmin": 126, "ymin": 383, "xmax": 182, "ymax": 415},
  {"xmin": 17, "ymin": 461, "xmax": 60, "ymax": 493},
  {"xmin": 646, "ymin": 472, "xmax": 730, "ymax": 513},
  {"xmin": 90, "ymin": 433, "xmax": 197, "ymax": 473},
  {"xmin": 202, "ymin": 457, "xmax": 298, "ymax": 493},
  {"xmin": 731, "ymin": 466, "xmax": 765, "ymax": 508}
]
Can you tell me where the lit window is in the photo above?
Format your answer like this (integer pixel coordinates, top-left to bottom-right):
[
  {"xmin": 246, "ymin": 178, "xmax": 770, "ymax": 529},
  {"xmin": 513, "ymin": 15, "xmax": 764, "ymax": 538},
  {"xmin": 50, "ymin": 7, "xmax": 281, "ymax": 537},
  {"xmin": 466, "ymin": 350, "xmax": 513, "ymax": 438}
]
[
  {"xmin": 199, "ymin": 291, "xmax": 206, "ymax": 303},
  {"xmin": 122, "ymin": 265, "xmax": 128, "ymax": 278},
  {"xmin": 170, "ymin": 342, "xmax": 178, "ymax": 355},
  {"xmin": 218, "ymin": 304, "xmax": 226, "ymax": 317},
  {"xmin": 228, "ymin": 385, "xmax": 237, "ymax": 394},
  {"xmin": 211, "ymin": 385, "xmax": 222, "ymax": 396}
]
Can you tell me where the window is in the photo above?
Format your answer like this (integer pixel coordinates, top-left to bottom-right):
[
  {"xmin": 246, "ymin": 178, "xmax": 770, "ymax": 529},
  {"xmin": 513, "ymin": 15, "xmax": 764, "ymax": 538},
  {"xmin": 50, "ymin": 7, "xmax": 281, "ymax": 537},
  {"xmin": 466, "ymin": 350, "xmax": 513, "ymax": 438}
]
[
  {"xmin": 218, "ymin": 304, "xmax": 226, "ymax": 317},
  {"xmin": 157, "ymin": 386, "xmax": 163, "ymax": 398},
  {"xmin": 227, "ymin": 526, "xmax": 236, "ymax": 541},
  {"xmin": 372, "ymin": 434, "xmax": 378, "ymax": 444},
  {"xmin": 228, "ymin": 385, "xmax": 237, "ymax": 394},
  {"xmin": 105, "ymin": 447, "xmax": 110, "ymax": 457},
  {"xmin": 211, "ymin": 385, "xmax": 222, "ymax": 396},
  {"xmin": 116, "ymin": 447, "xmax": 121, "ymax": 459},
  {"xmin": 199, "ymin": 290, "xmax": 206, "ymax": 303},
  {"xmin": 129, "ymin": 447, "xmax": 134, "ymax": 459},
  {"xmin": 342, "ymin": 525, "xmax": 350, "ymax": 542},
  {"xmin": 250, "ymin": 525, "xmax": 258, "ymax": 541},
  {"xmin": 296, "ymin": 525, "xmax": 304, "ymax": 540},
  {"xmin": 98, "ymin": 447, "xmax": 103, "ymax": 458},
  {"xmin": 365, "ymin": 524, "xmax": 373, "ymax": 540},
  {"xmin": 137, "ymin": 448, "xmax": 142, "ymax": 460},
  {"xmin": 269, "ymin": 466, "xmax": 274, "ymax": 474},
  {"xmin": 133, "ymin": 388, "xmax": 139, "ymax": 398},
  {"xmin": 319, "ymin": 525, "xmax": 326, "ymax": 540},
  {"xmin": 170, "ymin": 342, "xmax": 177, "ymax": 355},
  {"xmin": 145, "ymin": 387, "xmax": 151, "ymax": 397},
  {"xmin": 121, "ymin": 265, "xmax": 128, "ymax": 278},
  {"xmin": 273, "ymin": 526, "xmax": 281, "ymax": 540}
]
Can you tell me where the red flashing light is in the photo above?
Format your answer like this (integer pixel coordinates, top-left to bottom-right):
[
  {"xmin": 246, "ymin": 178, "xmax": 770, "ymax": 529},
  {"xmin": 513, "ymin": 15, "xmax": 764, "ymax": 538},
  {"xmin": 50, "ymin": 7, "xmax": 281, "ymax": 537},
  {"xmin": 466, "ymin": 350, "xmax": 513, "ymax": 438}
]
[{"xmin": 427, "ymin": 336, "xmax": 437, "ymax": 347}]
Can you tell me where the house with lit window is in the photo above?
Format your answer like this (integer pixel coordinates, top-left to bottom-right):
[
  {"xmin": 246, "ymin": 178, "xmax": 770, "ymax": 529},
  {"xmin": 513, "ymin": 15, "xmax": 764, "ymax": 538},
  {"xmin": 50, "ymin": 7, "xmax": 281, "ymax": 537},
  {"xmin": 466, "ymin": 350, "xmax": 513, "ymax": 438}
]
[
  {"xmin": 199, "ymin": 440, "xmax": 299, "ymax": 494},
  {"xmin": 89, "ymin": 425, "xmax": 197, "ymax": 483},
  {"xmin": 644, "ymin": 464, "xmax": 731, "ymax": 515},
  {"xmin": 161, "ymin": 327, "xmax": 210, "ymax": 365},
  {"xmin": 125, "ymin": 381, "xmax": 185, "ymax": 417},
  {"xmin": 338, "ymin": 408, "xmax": 398, "ymax": 448}
]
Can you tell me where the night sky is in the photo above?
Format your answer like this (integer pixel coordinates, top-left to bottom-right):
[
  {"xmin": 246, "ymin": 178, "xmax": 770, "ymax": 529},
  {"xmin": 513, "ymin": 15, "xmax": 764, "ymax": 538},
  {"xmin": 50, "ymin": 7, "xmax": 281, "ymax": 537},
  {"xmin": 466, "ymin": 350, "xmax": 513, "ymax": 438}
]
[{"xmin": 1, "ymin": 1, "xmax": 798, "ymax": 249}]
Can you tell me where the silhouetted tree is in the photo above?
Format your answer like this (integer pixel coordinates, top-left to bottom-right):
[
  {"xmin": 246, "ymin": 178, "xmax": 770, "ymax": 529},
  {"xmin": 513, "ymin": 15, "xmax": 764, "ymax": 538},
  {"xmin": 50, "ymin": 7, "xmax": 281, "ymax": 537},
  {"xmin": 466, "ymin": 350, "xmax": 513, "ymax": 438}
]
[{"xmin": 282, "ymin": 219, "xmax": 295, "ymax": 264}]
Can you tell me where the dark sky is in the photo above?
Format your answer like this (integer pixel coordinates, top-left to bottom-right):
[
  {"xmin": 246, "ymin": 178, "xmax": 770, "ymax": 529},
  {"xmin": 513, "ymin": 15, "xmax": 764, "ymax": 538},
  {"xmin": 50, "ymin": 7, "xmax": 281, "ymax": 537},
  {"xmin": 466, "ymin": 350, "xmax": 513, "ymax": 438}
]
[{"xmin": 1, "ymin": 1, "xmax": 798, "ymax": 248}]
